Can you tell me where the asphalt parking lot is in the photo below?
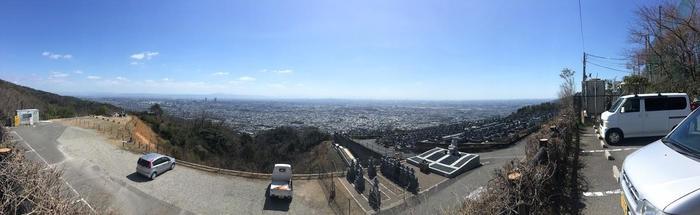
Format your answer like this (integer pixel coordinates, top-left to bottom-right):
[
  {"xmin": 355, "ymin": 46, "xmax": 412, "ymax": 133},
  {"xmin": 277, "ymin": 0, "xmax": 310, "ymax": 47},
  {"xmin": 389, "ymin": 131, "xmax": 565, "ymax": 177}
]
[
  {"xmin": 580, "ymin": 126, "xmax": 659, "ymax": 215},
  {"xmin": 10, "ymin": 122, "xmax": 333, "ymax": 214}
]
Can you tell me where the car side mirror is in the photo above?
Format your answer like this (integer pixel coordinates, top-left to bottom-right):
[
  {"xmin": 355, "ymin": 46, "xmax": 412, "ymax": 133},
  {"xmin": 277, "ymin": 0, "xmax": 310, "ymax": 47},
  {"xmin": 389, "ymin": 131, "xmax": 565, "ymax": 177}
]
[{"xmin": 620, "ymin": 107, "xmax": 626, "ymax": 113}]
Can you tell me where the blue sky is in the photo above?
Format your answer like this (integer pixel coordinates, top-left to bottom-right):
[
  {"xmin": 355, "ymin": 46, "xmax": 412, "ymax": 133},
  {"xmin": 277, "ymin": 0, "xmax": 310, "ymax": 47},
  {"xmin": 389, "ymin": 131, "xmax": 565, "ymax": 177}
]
[{"xmin": 0, "ymin": 0, "xmax": 659, "ymax": 100}]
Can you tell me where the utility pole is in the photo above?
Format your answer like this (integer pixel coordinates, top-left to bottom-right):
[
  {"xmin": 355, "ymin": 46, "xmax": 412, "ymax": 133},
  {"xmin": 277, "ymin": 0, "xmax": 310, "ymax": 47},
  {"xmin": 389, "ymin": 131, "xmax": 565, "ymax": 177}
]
[
  {"xmin": 583, "ymin": 52, "xmax": 587, "ymax": 119},
  {"xmin": 583, "ymin": 52, "xmax": 587, "ymax": 82}
]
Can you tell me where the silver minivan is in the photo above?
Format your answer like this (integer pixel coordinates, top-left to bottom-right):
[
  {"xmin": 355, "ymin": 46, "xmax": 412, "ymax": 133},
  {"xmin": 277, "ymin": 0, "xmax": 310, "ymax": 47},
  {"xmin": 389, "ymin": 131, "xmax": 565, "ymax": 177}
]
[
  {"xmin": 621, "ymin": 108, "xmax": 700, "ymax": 214},
  {"xmin": 136, "ymin": 153, "xmax": 176, "ymax": 180}
]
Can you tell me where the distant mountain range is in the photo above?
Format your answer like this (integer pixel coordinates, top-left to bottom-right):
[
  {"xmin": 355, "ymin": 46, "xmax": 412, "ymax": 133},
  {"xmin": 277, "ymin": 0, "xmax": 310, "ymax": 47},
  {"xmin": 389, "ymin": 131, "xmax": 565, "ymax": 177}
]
[{"xmin": 0, "ymin": 79, "xmax": 120, "ymax": 124}]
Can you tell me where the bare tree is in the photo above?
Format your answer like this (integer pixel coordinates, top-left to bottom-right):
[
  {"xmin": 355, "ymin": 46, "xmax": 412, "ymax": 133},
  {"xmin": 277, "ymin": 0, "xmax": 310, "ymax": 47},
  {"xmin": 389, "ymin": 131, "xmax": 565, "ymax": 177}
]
[
  {"xmin": 629, "ymin": 1, "xmax": 700, "ymax": 96},
  {"xmin": 559, "ymin": 68, "xmax": 576, "ymax": 106}
]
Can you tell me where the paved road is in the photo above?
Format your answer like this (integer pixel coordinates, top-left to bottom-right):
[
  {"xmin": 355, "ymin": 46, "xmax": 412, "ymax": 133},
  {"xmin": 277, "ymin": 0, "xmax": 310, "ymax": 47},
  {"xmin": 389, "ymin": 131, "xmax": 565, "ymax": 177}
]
[
  {"xmin": 385, "ymin": 135, "xmax": 529, "ymax": 214},
  {"xmin": 10, "ymin": 122, "xmax": 333, "ymax": 214},
  {"xmin": 579, "ymin": 126, "xmax": 657, "ymax": 215}
]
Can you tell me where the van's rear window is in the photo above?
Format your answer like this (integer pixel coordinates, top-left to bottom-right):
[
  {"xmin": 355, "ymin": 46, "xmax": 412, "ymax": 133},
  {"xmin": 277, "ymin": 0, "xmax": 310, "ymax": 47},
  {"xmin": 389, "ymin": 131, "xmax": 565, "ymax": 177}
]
[{"xmin": 137, "ymin": 158, "xmax": 150, "ymax": 167}]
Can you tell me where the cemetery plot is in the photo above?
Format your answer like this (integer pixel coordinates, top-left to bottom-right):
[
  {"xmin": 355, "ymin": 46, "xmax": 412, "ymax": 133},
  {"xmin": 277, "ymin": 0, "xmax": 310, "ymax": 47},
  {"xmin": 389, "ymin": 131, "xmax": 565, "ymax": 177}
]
[{"xmin": 406, "ymin": 147, "xmax": 481, "ymax": 178}]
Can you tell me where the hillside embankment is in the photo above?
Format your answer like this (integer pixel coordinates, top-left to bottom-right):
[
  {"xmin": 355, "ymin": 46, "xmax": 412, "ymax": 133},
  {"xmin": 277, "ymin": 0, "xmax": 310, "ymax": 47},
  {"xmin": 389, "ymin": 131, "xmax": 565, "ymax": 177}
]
[{"xmin": 57, "ymin": 115, "xmax": 161, "ymax": 152}]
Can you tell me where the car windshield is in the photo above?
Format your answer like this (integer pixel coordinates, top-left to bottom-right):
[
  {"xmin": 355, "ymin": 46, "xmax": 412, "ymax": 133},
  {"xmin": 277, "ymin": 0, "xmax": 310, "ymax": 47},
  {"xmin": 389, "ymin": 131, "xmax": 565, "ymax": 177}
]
[
  {"xmin": 665, "ymin": 110, "xmax": 700, "ymax": 155},
  {"xmin": 608, "ymin": 98, "xmax": 624, "ymax": 112}
]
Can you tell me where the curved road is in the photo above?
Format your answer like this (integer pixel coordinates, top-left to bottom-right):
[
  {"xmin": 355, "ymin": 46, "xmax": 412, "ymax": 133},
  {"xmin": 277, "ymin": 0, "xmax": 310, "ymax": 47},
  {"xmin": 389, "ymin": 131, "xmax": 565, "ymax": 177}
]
[{"xmin": 10, "ymin": 122, "xmax": 332, "ymax": 214}]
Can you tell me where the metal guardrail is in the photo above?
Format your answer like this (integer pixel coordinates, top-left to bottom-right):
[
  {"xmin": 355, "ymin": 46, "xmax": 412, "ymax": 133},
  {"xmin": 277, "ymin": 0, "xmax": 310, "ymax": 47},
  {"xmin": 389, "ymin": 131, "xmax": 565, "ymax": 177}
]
[{"xmin": 176, "ymin": 160, "xmax": 345, "ymax": 180}]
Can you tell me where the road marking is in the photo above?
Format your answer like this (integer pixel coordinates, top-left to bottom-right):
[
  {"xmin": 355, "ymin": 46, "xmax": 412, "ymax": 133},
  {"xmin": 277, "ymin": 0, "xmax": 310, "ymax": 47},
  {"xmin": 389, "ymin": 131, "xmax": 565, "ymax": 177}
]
[
  {"xmin": 582, "ymin": 147, "xmax": 639, "ymax": 153},
  {"xmin": 10, "ymin": 131, "xmax": 97, "ymax": 214},
  {"xmin": 583, "ymin": 189, "xmax": 621, "ymax": 197}
]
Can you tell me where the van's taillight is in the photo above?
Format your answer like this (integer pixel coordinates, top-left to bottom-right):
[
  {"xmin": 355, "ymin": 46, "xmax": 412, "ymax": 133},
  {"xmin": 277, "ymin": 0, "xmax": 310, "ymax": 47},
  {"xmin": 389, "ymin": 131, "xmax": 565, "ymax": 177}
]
[{"xmin": 692, "ymin": 102, "xmax": 699, "ymax": 111}]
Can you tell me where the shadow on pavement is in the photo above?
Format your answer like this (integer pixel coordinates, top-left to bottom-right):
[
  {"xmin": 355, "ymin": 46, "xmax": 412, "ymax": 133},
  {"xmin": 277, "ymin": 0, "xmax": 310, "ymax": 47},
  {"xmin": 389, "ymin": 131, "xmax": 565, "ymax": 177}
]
[
  {"xmin": 610, "ymin": 136, "xmax": 662, "ymax": 147},
  {"xmin": 126, "ymin": 172, "xmax": 151, "ymax": 183},
  {"xmin": 262, "ymin": 185, "xmax": 291, "ymax": 212}
]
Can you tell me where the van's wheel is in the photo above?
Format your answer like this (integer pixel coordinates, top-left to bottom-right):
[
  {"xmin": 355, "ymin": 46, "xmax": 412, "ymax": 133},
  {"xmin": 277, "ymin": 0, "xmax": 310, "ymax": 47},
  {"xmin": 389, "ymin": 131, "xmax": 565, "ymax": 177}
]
[
  {"xmin": 606, "ymin": 129, "xmax": 623, "ymax": 145},
  {"xmin": 150, "ymin": 172, "xmax": 157, "ymax": 180},
  {"xmin": 171, "ymin": 163, "xmax": 175, "ymax": 170}
]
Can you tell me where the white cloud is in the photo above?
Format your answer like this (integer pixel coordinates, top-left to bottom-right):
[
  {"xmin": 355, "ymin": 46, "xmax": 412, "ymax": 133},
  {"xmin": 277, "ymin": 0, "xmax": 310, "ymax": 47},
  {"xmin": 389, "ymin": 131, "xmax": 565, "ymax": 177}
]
[
  {"xmin": 274, "ymin": 69, "xmax": 293, "ymax": 74},
  {"xmin": 130, "ymin": 51, "xmax": 159, "ymax": 60},
  {"xmin": 268, "ymin": 83, "xmax": 286, "ymax": 89},
  {"xmin": 261, "ymin": 69, "xmax": 294, "ymax": 74},
  {"xmin": 212, "ymin": 72, "xmax": 229, "ymax": 76},
  {"xmin": 87, "ymin": 75, "xmax": 101, "ymax": 80},
  {"xmin": 49, "ymin": 71, "xmax": 69, "ymax": 79},
  {"xmin": 42, "ymin": 51, "xmax": 73, "ymax": 60},
  {"xmin": 238, "ymin": 76, "xmax": 256, "ymax": 81},
  {"xmin": 116, "ymin": 76, "xmax": 128, "ymax": 81},
  {"xmin": 162, "ymin": 78, "xmax": 171, "ymax": 81},
  {"xmin": 73, "ymin": 70, "xmax": 83, "ymax": 74}
]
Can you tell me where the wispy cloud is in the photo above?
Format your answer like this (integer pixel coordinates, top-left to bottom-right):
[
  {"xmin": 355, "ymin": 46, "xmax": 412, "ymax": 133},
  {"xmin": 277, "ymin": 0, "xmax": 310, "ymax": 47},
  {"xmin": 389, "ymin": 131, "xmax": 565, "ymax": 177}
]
[
  {"xmin": 274, "ymin": 69, "xmax": 293, "ymax": 74},
  {"xmin": 268, "ymin": 83, "xmax": 286, "ymax": 89},
  {"xmin": 115, "ymin": 76, "xmax": 128, "ymax": 81},
  {"xmin": 87, "ymin": 75, "xmax": 101, "ymax": 80},
  {"xmin": 42, "ymin": 51, "xmax": 72, "ymax": 60},
  {"xmin": 130, "ymin": 51, "xmax": 159, "ymax": 65},
  {"xmin": 49, "ymin": 71, "xmax": 69, "ymax": 78},
  {"xmin": 261, "ymin": 69, "xmax": 294, "ymax": 74},
  {"xmin": 73, "ymin": 70, "xmax": 83, "ymax": 74},
  {"xmin": 130, "ymin": 51, "xmax": 159, "ymax": 60},
  {"xmin": 212, "ymin": 72, "xmax": 229, "ymax": 76},
  {"xmin": 238, "ymin": 76, "xmax": 256, "ymax": 81}
]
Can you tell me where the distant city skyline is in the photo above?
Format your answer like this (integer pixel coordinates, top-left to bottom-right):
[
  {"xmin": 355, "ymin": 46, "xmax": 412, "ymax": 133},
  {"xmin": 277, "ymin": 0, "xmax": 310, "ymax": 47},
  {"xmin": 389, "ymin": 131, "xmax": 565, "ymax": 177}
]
[{"xmin": 0, "ymin": 0, "xmax": 659, "ymax": 100}]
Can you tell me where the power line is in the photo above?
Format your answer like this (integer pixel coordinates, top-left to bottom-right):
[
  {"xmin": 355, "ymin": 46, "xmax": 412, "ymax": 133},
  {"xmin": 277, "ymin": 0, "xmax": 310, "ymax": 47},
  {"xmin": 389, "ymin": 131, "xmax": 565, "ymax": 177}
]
[
  {"xmin": 587, "ymin": 58, "xmax": 629, "ymax": 67},
  {"xmin": 587, "ymin": 61, "xmax": 631, "ymax": 73},
  {"xmin": 578, "ymin": 0, "xmax": 585, "ymax": 51},
  {"xmin": 586, "ymin": 53, "xmax": 628, "ymax": 61}
]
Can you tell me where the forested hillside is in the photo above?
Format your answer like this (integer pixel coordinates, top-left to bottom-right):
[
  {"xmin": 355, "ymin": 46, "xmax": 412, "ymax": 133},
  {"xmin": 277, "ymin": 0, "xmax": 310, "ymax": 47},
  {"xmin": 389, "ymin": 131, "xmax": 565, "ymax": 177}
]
[
  {"xmin": 135, "ymin": 104, "xmax": 332, "ymax": 173},
  {"xmin": 0, "ymin": 79, "xmax": 120, "ymax": 125}
]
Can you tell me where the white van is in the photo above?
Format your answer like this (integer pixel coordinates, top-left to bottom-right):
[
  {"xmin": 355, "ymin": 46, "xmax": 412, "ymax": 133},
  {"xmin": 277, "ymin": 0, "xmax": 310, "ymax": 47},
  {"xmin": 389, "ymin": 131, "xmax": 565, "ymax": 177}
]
[{"xmin": 600, "ymin": 93, "xmax": 691, "ymax": 144}]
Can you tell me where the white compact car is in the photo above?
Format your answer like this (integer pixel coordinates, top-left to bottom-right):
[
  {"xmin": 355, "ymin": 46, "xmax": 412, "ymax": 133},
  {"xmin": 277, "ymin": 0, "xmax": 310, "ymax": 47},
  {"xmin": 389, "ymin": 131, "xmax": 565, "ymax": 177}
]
[{"xmin": 600, "ymin": 93, "xmax": 690, "ymax": 144}]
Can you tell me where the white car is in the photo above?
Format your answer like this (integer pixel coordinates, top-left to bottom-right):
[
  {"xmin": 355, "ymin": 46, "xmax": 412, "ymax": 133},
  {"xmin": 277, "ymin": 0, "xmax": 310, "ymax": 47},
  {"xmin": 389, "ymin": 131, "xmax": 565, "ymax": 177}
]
[
  {"xmin": 269, "ymin": 164, "xmax": 293, "ymax": 199},
  {"xmin": 600, "ymin": 93, "xmax": 690, "ymax": 144},
  {"xmin": 620, "ymin": 107, "xmax": 700, "ymax": 214}
]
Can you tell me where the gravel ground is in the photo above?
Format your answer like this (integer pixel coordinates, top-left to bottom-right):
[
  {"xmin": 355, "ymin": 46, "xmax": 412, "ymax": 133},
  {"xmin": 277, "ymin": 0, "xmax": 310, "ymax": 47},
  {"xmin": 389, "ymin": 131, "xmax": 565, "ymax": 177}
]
[{"xmin": 14, "ymin": 122, "xmax": 334, "ymax": 214}]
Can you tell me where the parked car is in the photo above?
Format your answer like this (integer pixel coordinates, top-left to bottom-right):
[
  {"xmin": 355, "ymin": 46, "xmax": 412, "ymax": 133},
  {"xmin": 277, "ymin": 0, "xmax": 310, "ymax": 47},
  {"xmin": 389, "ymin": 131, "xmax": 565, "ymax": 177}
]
[
  {"xmin": 621, "ymin": 107, "xmax": 700, "ymax": 214},
  {"xmin": 269, "ymin": 164, "xmax": 293, "ymax": 199},
  {"xmin": 600, "ymin": 93, "xmax": 690, "ymax": 144},
  {"xmin": 136, "ymin": 153, "xmax": 176, "ymax": 180}
]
